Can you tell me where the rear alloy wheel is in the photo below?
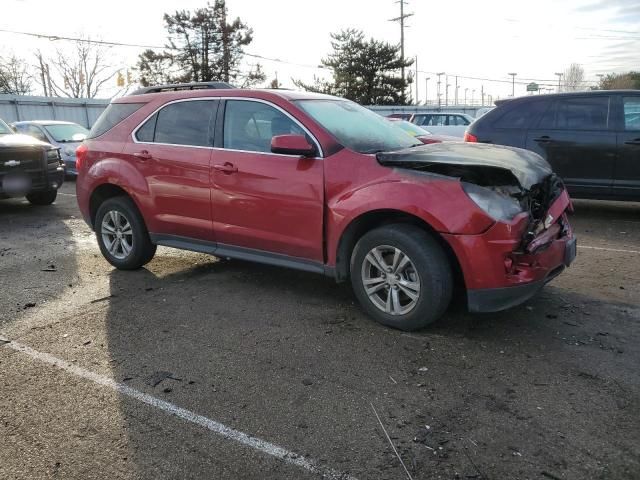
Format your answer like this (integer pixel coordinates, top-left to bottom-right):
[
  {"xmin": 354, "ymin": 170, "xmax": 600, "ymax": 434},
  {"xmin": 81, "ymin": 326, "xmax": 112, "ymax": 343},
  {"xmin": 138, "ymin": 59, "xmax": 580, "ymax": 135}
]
[
  {"xmin": 95, "ymin": 196, "xmax": 156, "ymax": 270},
  {"xmin": 26, "ymin": 190, "xmax": 57, "ymax": 205},
  {"xmin": 351, "ymin": 224, "xmax": 453, "ymax": 331}
]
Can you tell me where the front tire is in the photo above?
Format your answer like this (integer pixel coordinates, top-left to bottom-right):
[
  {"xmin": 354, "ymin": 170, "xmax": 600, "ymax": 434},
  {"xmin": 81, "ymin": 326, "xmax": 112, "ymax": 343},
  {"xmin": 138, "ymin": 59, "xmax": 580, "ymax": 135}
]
[
  {"xmin": 26, "ymin": 190, "xmax": 57, "ymax": 205},
  {"xmin": 95, "ymin": 196, "xmax": 156, "ymax": 270},
  {"xmin": 350, "ymin": 224, "xmax": 453, "ymax": 331}
]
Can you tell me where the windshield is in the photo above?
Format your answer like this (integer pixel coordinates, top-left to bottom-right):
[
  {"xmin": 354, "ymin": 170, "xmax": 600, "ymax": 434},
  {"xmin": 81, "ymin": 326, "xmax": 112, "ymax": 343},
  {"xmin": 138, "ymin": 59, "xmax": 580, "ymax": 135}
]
[
  {"xmin": 43, "ymin": 123, "xmax": 89, "ymax": 142},
  {"xmin": 0, "ymin": 119, "xmax": 12, "ymax": 135},
  {"xmin": 296, "ymin": 99, "xmax": 419, "ymax": 154},
  {"xmin": 392, "ymin": 120, "xmax": 431, "ymax": 136}
]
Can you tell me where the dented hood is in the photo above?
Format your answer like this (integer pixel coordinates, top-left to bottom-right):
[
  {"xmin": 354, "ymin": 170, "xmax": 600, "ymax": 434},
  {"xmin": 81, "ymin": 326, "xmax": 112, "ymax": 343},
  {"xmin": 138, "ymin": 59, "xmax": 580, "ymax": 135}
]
[{"xmin": 377, "ymin": 142, "xmax": 553, "ymax": 189}]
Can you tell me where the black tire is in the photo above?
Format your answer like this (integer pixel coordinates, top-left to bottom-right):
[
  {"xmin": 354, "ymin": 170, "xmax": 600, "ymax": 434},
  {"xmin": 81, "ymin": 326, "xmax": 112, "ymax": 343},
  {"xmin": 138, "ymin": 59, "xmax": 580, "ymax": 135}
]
[
  {"xmin": 26, "ymin": 190, "xmax": 57, "ymax": 205},
  {"xmin": 350, "ymin": 224, "xmax": 453, "ymax": 331},
  {"xmin": 95, "ymin": 196, "xmax": 156, "ymax": 270}
]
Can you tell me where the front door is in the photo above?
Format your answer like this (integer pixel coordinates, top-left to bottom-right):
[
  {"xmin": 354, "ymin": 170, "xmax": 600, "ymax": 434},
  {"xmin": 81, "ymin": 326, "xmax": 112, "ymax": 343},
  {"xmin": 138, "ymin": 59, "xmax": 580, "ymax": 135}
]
[
  {"xmin": 211, "ymin": 99, "xmax": 324, "ymax": 263},
  {"xmin": 525, "ymin": 95, "xmax": 617, "ymax": 198},
  {"xmin": 614, "ymin": 94, "xmax": 640, "ymax": 199},
  {"xmin": 122, "ymin": 99, "xmax": 218, "ymax": 240}
]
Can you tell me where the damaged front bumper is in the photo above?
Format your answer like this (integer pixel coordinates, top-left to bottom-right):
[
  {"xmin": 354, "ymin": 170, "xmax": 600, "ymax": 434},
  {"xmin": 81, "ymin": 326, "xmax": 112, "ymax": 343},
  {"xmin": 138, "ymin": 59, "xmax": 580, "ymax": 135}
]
[{"xmin": 443, "ymin": 188, "xmax": 576, "ymax": 313}]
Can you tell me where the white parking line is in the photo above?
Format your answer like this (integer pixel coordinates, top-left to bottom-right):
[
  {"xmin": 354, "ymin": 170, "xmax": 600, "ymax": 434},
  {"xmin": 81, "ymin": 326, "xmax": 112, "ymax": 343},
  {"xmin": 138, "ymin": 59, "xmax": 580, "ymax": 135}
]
[
  {"xmin": 1, "ymin": 340, "xmax": 357, "ymax": 480},
  {"xmin": 579, "ymin": 245, "xmax": 640, "ymax": 255},
  {"xmin": 58, "ymin": 192, "xmax": 77, "ymax": 196}
]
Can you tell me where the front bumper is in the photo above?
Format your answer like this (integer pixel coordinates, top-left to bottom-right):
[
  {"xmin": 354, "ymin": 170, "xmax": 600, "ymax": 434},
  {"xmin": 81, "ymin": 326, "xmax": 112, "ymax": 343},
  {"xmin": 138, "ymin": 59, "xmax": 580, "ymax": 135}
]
[{"xmin": 443, "ymin": 191, "xmax": 576, "ymax": 313}]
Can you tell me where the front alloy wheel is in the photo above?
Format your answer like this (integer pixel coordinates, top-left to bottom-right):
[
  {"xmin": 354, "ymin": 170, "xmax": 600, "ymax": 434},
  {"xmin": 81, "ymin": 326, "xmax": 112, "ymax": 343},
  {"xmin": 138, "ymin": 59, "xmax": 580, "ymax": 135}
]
[
  {"xmin": 361, "ymin": 245, "xmax": 421, "ymax": 315},
  {"xmin": 351, "ymin": 224, "xmax": 453, "ymax": 331}
]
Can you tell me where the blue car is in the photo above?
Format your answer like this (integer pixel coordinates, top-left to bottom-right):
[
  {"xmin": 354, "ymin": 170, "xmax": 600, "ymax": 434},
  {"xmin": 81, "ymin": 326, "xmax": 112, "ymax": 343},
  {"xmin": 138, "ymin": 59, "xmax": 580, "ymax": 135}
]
[{"xmin": 11, "ymin": 121, "xmax": 88, "ymax": 176}]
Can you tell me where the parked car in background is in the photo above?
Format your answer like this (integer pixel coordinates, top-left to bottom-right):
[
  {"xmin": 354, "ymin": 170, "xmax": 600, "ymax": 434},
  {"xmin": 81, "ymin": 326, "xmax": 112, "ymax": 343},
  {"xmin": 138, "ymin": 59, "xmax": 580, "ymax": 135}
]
[
  {"xmin": 409, "ymin": 112, "xmax": 473, "ymax": 137},
  {"xmin": 11, "ymin": 120, "xmax": 89, "ymax": 176},
  {"xmin": 386, "ymin": 113, "xmax": 412, "ymax": 120},
  {"xmin": 388, "ymin": 118, "xmax": 459, "ymax": 144},
  {"xmin": 464, "ymin": 90, "xmax": 640, "ymax": 201},
  {"xmin": 77, "ymin": 83, "xmax": 575, "ymax": 331},
  {"xmin": 0, "ymin": 117, "xmax": 64, "ymax": 205}
]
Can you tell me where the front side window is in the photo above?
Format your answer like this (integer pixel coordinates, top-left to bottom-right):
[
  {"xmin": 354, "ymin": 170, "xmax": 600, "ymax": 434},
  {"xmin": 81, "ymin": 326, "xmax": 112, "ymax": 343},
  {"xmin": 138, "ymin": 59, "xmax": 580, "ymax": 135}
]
[
  {"xmin": 137, "ymin": 100, "xmax": 215, "ymax": 147},
  {"xmin": 296, "ymin": 99, "xmax": 418, "ymax": 154},
  {"xmin": 623, "ymin": 96, "xmax": 640, "ymax": 131},
  {"xmin": 223, "ymin": 100, "xmax": 304, "ymax": 153},
  {"xmin": 556, "ymin": 96, "xmax": 609, "ymax": 130}
]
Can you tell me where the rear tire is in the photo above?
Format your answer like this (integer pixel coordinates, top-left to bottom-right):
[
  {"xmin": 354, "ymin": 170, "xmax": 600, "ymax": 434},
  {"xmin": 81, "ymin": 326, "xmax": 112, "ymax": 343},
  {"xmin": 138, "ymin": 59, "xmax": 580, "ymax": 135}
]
[
  {"xmin": 350, "ymin": 224, "xmax": 453, "ymax": 331},
  {"xmin": 95, "ymin": 196, "xmax": 156, "ymax": 270},
  {"xmin": 26, "ymin": 190, "xmax": 57, "ymax": 205}
]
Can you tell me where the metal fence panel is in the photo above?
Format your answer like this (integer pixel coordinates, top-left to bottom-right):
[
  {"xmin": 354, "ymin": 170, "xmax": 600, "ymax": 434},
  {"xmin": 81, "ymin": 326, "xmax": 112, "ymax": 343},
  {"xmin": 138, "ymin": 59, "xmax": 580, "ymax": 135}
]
[{"xmin": 0, "ymin": 94, "xmax": 109, "ymax": 128}]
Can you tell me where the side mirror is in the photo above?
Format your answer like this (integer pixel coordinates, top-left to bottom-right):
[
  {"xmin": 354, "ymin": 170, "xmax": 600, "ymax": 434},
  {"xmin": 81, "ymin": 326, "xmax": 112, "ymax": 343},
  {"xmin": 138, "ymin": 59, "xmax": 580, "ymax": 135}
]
[{"xmin": 271, "ymin": 134, "xmax": 316, "ymax": 157}]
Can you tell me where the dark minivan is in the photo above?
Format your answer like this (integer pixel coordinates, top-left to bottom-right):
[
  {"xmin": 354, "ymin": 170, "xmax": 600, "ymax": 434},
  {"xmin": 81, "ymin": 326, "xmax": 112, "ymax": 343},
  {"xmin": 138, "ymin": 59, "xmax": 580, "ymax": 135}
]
[{"xmin": 464, "ymin": 90, "xmax": 640, "ymax": 201}]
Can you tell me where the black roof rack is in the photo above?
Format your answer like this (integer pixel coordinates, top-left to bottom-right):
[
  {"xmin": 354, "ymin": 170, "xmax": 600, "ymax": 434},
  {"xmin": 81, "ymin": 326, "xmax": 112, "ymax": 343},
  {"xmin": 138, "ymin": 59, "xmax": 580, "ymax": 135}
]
[{"xmin": 129, "ymin": 82, "xmax": 235, "ymax": 96}]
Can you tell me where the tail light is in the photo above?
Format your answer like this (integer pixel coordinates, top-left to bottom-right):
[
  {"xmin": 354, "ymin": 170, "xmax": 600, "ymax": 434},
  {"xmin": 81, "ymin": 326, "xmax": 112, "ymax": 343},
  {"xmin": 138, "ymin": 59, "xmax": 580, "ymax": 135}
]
[
  {"xmin": 76, "ymin": 144, "xmax": 88, "ymax": 171},
  {"xmin": 464, "ymin": 132, "xmax": 478, "ymax": 143}
]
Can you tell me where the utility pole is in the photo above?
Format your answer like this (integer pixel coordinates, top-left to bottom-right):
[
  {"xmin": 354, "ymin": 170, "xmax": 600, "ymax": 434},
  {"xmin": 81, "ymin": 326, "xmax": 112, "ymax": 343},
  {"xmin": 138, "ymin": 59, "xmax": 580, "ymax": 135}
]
[
  {"xmin": 436, "ymin": 72, "xmax": 444, "ymax": 108},
  {"xmin": 415, "ymin": 56, "xmax": 418, "ymax": 104},
  {"xmin": 508, "ymin": 72, "xmax": 517, "ymax": 97},
  {"xmin": 555, "ymin": 72, "xmax": 563, "ymax": 92},
  {"xmin": 445, "ymin": 75, "xmax": 449, "ymax": 106},
  {"xmin": 472, "ymin": 89, "xmax": 476, "ymax": 105},
  {"xmin": 424, "ymin": 77, "xmax": 430, "ymax": 105},
  {"xmin": 455, "ymin": 76, "xmax": 458, "ymax": 105},
  {"xmin": 389, "ymin": 0, "xmax": 413, "ymax": 102},
  {"xmin": 464, "ymin": 88, "xmax": 468, "ymax": 105}
]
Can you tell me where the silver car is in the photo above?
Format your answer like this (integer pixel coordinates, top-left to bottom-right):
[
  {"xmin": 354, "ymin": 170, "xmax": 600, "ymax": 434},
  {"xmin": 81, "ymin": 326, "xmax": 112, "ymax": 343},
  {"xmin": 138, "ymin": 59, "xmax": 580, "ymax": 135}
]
[
  {"xmin": 10, "ymin": 120, "xmax": 89, "ymax": 176},
  {"xmin": 409, "ymin": 112, "xmax": 474, "ymax": 137}
]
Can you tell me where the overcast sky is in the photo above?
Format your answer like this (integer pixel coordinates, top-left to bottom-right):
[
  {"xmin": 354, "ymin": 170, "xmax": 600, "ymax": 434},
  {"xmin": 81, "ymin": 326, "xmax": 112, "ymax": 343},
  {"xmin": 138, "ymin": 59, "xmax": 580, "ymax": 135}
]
[{"xmin": 2, "ymin": 0, "xmax": 639, "ymax": 102}]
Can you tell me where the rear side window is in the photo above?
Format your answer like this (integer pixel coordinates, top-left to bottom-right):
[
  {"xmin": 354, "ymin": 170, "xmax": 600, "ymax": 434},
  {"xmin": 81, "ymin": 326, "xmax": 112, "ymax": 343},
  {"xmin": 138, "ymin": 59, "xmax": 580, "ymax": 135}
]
[
  {"xmin": 494, "ymin": 100, "xmax": 550, "ymax": 129},
  {"xmin": 136, "ymin": 100, "xmax": 216, "ymax": 147},
  {"xmin": 623, "ymin": 97, "xmax": 640, "ymax": 131},
  {"xmin": 556, "ymin": 96, "xmax": 609, "ymax": 130},
  {"xmin": 88, "ymin": 103, "xmax": 144, "ymax": 139}
]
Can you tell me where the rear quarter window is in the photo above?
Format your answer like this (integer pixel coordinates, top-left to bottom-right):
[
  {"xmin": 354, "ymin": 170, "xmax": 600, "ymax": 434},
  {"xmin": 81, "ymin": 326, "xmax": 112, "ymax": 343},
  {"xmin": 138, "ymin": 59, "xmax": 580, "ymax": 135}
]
[
  {"xmin": 87, "ymin": 103, "xmax": 145, "ymax": 139},
  {"xmin": 493, "ymin": 100, "xmax": 551, "ymax": 129}
]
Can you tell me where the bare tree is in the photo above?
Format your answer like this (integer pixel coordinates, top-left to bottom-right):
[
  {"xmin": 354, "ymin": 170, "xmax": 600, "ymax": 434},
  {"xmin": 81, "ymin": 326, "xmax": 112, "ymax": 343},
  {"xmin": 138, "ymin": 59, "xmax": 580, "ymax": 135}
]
[
  {"xmin": 563, "ymin": 63, "xmax": 586, "ymax": 92},
  {"xmin": 36, "ymin": 39, "xmax": 117, "ymax": 98},
  {"xmin": 0, "ymin": 54, "xmax": 33, "ymax": 95}
]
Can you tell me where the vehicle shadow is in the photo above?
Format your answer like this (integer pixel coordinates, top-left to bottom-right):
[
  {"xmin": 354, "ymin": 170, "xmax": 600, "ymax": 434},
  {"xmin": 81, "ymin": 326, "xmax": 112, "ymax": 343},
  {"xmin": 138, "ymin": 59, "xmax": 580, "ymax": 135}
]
[
  {"xmin": 102, "ymin": 253, "xmax": 640, "ymax": 479},
  {"xmin": 0, "ymin": 196, "xmax": 79, "ymax": 326}
]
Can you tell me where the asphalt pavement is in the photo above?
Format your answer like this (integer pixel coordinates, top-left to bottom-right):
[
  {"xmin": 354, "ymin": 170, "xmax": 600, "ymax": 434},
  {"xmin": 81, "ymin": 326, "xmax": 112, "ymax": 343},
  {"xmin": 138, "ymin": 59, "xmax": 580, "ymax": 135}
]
[{"xmin": 1, "ymin": 181, "xmax": 639, "ymax": 479}]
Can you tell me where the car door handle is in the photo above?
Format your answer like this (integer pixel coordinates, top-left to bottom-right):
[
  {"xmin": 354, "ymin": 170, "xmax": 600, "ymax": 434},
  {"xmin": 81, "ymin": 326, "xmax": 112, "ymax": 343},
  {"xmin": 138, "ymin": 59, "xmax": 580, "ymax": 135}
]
[
  {"xmin": 213, "ymin": 163, "xmax": 238, "ymax": 174},
  {"xmin": 624, "ymin": 139, "xmax": 640, "ymax": 146},
  {"xmin": 133, "ymin": 150, "xmax": 152, "ymax": 160},
  {"xmin": 534, "ymin": 136, "xmax": 552, "ymax": 143}
]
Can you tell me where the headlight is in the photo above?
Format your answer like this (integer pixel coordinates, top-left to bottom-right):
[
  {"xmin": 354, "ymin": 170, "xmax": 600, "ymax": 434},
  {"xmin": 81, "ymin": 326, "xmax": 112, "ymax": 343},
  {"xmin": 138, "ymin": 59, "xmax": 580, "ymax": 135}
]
[
  {"xmin": 461, "ymin": 182, "xmax": 523, "ymax": 222},
  {"xmin": 46, "ymin": 149, "xmax": 61, "ymax": 160}
]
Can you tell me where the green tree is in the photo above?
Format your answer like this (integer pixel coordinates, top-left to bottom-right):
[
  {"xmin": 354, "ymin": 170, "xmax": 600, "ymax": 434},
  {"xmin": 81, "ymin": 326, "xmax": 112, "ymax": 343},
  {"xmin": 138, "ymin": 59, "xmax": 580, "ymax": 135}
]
[
  {"xmin": 137, "ymin": 0, "xmax": 255, "ymax": 87},
  {"xmin": 598, "ymin": 72, "xmax": 640, "ymax": 90},
  {"xmin": 294, "ymin": 29, "xmax": 413, "ymax": 105}
]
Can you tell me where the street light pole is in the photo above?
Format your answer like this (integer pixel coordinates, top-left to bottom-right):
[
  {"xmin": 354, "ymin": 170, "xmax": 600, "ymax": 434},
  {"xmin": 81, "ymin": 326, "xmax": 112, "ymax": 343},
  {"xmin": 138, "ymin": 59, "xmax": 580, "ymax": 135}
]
[
  {"xmin": 554, "ymin": 72, "xmax": 563, "ymax": 93},
  {"xmin": 508, "ymin": 72, "xmax": 517, "ymax": 97},
  {"xmin": 424, "ymin": 77, "xmax": 430, "ymax": 105},
  {"xmin": 436, "ymin": 72, "xmax": 445, "ymax": 108},
  {"xmin": 464, "ymin": 88, "xmax": 468, "ymax": 105}
]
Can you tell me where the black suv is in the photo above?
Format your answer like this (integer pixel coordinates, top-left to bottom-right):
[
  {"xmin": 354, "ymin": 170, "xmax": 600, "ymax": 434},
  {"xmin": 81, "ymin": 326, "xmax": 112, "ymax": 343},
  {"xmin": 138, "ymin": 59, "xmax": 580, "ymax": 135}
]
[
  {"xmin": 0, "ymin": 118, "xmax": 64, "ymax": 205},
  {"xmin": 465, "ymin": 90, "xmax": 640, "ymax": 201}
]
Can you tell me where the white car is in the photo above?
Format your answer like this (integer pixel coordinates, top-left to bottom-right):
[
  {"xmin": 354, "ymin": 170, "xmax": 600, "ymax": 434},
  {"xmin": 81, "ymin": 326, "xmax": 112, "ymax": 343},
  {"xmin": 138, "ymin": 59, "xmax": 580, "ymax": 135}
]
[{"xmin": 408, "ymin": 112, "xmax": 474, "ymax": 137}]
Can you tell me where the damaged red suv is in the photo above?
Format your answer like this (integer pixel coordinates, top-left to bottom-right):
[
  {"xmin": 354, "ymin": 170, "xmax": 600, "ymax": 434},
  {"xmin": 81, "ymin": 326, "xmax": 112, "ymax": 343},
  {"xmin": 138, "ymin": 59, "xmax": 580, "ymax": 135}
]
[{"xmin": 76, "ymin": 83, "xmax": 576, "ymax": 330}]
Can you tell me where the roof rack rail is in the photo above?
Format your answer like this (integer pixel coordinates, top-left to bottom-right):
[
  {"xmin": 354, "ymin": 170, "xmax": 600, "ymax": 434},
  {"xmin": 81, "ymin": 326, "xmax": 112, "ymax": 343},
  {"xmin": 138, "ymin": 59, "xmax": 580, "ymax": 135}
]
[{"xmin": 128, "ymin": 82, "xmax": 235, "ymax": 96}]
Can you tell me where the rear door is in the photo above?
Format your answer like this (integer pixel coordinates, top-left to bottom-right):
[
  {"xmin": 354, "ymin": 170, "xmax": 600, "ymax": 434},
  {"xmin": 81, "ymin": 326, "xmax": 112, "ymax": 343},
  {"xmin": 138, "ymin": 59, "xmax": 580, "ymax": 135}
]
[
  {"xmin": 525, "ymin": 95, "xmax": 616, "ymax": 198},
  {"xmin": 614, "ymin": 94, "xmax": 640, "ymax": 199},
  {"xmin": 123, "ymin": 99, "xmax": 218, "ymax": 240},
  {"xmin": 210, "ymin": 98, "xmax": 324, "ymax": 262}
]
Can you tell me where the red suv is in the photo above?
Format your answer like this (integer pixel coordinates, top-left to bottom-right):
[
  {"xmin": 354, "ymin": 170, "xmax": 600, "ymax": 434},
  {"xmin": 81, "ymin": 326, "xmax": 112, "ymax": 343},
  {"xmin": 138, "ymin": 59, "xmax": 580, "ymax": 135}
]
[{"xmin": 76, "ymin": 83, "xmax": 576, "ymax": 331}]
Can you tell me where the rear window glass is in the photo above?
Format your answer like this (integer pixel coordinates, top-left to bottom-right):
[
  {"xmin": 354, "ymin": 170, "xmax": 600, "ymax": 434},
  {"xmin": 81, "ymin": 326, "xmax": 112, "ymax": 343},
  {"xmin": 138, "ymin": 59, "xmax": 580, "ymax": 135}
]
[
  {"xmin": 88, "ymin": 103, "xmax": 144, "ymax": 139},
  {"xmin": 494, "ymin": 100, "xmax": 550, "ymax": 129}
]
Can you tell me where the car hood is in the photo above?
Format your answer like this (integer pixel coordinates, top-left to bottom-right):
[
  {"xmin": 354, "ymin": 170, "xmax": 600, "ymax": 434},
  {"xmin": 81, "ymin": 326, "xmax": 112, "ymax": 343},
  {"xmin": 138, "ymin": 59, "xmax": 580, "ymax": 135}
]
[
  {"xmin": 0, "ymin": 133, "xmax": 53, "ymax": 149},
  {"xmin": 377, "ymin": 142, "xmax": 553, "ymax": 189}
]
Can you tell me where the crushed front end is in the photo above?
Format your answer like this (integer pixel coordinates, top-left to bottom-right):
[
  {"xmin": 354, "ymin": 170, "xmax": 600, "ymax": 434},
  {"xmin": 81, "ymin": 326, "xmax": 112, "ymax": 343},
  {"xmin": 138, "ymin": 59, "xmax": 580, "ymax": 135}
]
[{"xmin": 377, "ymin": 143, "xmax": 576, "ymax": 312}]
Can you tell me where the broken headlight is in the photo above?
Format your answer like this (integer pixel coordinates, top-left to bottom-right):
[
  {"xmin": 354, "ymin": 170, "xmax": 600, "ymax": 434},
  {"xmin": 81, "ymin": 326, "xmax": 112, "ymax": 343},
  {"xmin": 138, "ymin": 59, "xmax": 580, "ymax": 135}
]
[{"xmin": 461, "ymin": 182, "xmax": 523, "ymax": 222}]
